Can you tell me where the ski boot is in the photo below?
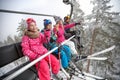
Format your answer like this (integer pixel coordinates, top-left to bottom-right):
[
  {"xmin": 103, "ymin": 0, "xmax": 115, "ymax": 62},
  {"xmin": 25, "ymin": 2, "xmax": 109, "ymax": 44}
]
[{"xmin": 75, "ymin": 55, "xmax": 87, "ymax": 62}]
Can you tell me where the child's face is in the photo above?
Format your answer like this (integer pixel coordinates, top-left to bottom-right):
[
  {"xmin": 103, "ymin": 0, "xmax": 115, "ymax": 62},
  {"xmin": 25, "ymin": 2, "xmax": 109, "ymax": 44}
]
[
  {"xmin": 58, "ymin": 20, "xmax": 63, "ymax": 25},
  {"xmin": 66, "ymin": 19, "xmax": 70, "ymax": 23},
  {"xmin": 46, "ymin": 24, "xmax": 52, "ymax": 30},
  {"xmin": 28, "ymin": 22, "xmax": 37, "ymax": 31},
  {"xmin": 54, "ymin": 23, "xmax": 59, "ymax": 28}
]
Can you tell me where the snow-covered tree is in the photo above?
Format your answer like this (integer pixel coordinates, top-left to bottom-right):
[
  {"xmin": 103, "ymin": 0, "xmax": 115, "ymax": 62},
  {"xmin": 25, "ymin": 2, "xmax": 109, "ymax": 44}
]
[
  {"xmin": 14, "ymin": 35, "xmax": 21, "ymax": 42},
  {"xmin": 0, "ymin": 34, "xmax": 22, "ymax": 47},
  {"xmin": 0, "ymin": 19, "xmax": 25, "ymax": 47},
  {"xmin": 82, "ymin": 0, "xmax": 120, "ymax": 79},
  {"xmin": 0, "ymin": 41, "xmax": 4, "ymax": 47},
  {"xmin": 1, "ymin": 35, "xmax": 15, "ymax": 46},
  {"xmin": 17, "ymin": 19, "xmax": 27, "ymax": 38},
  {"xmin": 71, "ymin": 0, "xmax": 84, "ymax": 30},
  {"xmin": 69, "ymin": 0, "xmax": 85, "ymax": 54},
  {"xmin": 71, "ymin": 0, "xmax": 84, "ymax": 21}
]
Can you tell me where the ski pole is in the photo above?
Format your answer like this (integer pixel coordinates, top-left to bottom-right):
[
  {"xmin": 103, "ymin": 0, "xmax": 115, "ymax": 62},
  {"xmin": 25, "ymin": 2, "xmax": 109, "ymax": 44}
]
[{"xmin": 76, "ymin": 45, "xmax": 115, "ymax": 62}]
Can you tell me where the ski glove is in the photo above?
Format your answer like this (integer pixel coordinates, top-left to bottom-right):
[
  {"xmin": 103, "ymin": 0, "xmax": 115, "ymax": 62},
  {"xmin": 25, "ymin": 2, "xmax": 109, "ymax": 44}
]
[{"xmin": 75, "ymin": 22, "xmax": 81, "ymax": 26}]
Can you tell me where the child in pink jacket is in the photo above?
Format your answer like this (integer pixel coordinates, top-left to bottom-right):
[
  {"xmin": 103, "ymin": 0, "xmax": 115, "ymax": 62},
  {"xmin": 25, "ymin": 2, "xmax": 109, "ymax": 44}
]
[
  {"xmin": 53, "ymin": 18, "xmax": 76, "ymax": 44},
  {"xmin": 53, "ymin": 17, "xmax": 79, "ymax": 55},
  {"xmin": 21, "ymin": 18, "xmax": 60, "ymax": 80}
]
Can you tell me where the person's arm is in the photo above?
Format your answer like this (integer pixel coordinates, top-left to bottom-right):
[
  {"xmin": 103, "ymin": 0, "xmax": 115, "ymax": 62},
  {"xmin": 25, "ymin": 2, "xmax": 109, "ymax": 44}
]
[
  {"xmin": 64, "ymin": 22, "xmax": 81, "ymax": 30},
  {"xmin": 21, "ymin": 36, "xmax": 38, "ymax": 60},
  {"xmin": 41, "ymin": 29, "xmax": 51, "ymax": 43},
  {"xmin": 64, "ymin": 23, "xmax": 75, "ymax": 30},
  {"xmin": 53, "ymin": 27, "xmax": 62, "ymax": 37}
]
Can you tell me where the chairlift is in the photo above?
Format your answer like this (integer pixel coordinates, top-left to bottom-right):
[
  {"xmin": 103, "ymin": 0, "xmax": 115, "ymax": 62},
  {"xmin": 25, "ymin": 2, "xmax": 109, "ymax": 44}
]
[{"xmin": 0, "ymin": 1, "xmax": 115, "ymax": 80}]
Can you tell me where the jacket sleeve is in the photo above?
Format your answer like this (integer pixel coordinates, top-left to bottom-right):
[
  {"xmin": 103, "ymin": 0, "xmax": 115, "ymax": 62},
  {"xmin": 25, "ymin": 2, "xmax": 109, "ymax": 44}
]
[
  {"xmin": 41, "ymin": 30, "xmax": 51, "ymax": 43},
  {"xmin": 21, "ymin": 36, "xmax": 38, "ymax": 60},
  {"xmin": 53, "ymin": 27, "xmax": 62, "ymax": 37},
  {"xmin": 64, "ymin": 23, "xmax": 75, "ymax": 30}
]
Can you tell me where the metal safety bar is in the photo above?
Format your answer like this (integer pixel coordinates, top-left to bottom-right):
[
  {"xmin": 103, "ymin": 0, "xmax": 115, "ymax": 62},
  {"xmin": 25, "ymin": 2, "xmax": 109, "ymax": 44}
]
[{"xmin": 3, "ymin": 35, "xmax": 75, "ymax": 80}]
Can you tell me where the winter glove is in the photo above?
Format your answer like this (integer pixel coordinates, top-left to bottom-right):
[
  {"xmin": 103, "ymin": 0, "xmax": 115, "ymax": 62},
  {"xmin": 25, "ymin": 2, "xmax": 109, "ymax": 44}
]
[
  {"xmin": 75, "ymin": 22, "xmax": 81, "ymax": 26},
  {"xmin": 75, "ymin": 55, "xmax": 87, "ymax": 62}
]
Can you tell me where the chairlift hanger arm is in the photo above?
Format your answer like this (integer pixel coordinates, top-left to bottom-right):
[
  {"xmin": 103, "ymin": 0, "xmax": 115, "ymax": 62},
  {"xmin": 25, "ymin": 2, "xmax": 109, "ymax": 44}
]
[
  {"xmin": 0, "ymin": 9, "xmax": 56, "ymax": 17},
  {"xmin": 63, "ymin": 0, "xmax": 73, "ymax": 18}
]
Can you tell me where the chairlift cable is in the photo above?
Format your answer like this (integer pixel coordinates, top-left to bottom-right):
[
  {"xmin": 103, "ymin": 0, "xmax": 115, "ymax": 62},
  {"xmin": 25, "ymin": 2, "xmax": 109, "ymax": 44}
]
[{"xmin": 0, "ymin": 9, "xmax": 56, "ymax": 17}]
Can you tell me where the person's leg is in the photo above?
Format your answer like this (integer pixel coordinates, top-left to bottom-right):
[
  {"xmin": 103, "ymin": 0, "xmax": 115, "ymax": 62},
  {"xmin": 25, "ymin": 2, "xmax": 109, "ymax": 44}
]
[
  {"xmin": 64, "ymin": 41, "xmax": 78, "ymax": 55},
  {"xmin": 45, "ymin": 54, "xmax": 60, "ymax": 74},
  {"xmin": 50, "ymin": 43, "xmax": 59, "ymax": 59},
  {"xmin": 35, "ymin": 59, "xmax": 50, "ymax": 80},
  {"xmin": 62, "ymin": 45, "xmax": 72, "ymax": 62},
  {"xmin": 49, "ymin": 43, "xmax": 69, "ymax": 68},
  {"xmin": 71, "ymin": 38, "xmax": 79, "ymax": 52},
  {"xmin": 60, "ymin": 50, "xmax": 69, "ymax": 68},
  {"xmin": 64, "ymin": 32, "xmax": 72, "ymax": 39}
]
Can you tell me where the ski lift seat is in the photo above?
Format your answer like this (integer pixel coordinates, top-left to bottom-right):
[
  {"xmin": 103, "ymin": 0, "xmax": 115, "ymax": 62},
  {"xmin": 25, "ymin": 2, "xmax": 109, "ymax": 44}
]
[{"xmin": 0, "ymin": 42, "xmax": 38, "ymax": 80}]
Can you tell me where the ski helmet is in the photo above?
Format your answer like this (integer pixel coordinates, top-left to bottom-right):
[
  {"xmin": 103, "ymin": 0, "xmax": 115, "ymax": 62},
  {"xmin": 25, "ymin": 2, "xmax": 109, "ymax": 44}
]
[
  {"xmin": 44, "ymin": 19, "xmax": 52, "ymax": 28},
  {"xmin": 54, "ymin": 16, "xmax": 62, "ymax": 23},
  {"xmin": 64, "ymin": 15, "xmax": 70, "ymax": 21}
]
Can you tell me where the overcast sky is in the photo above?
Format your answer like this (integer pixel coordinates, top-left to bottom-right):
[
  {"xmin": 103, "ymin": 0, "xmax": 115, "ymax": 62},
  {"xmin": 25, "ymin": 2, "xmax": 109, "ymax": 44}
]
[{"xmin": 0, "ymin": 0, "xmax": 120, "ymax": 42}]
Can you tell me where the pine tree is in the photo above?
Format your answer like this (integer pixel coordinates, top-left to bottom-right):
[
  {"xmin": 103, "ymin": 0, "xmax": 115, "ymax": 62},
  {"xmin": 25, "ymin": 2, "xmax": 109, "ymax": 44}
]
[
  {"xmin": 70, "ymin": 0, "xmax": 85, "ymax": 54},
  {"xmin": 17, "ymin": 19, "xmax": 27, "ymax": 38},
  {"xmin": 71, "ymin": 0, "xmax": 84, "ymax": 29},
  {"xmin": 83, "ymin": 0, "xmax": 120, "ymax": 79},
  {"xmin": 0, "ymin": 19, "xmax": 26, "ymax": 47},
  {"xmin": 0, "ymin": 41, "xmax": 4, "ymax": 47}
]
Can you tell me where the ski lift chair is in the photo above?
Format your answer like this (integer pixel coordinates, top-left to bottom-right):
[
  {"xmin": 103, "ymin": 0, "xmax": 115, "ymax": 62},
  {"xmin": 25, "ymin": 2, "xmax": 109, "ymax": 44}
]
[{"xmin": 0, "ymin": 42, "xmax": 38, "ymax": 80}]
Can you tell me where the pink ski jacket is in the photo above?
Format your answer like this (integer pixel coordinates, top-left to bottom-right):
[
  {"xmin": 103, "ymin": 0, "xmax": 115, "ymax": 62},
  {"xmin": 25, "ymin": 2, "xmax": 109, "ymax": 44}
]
[
  {"xmin": 21, "ymin": 30, "xmax": 51, "ymax": 61},
  {"xmin": 53, "ymin": 23, "xmax": 75, "ymax": 44}
]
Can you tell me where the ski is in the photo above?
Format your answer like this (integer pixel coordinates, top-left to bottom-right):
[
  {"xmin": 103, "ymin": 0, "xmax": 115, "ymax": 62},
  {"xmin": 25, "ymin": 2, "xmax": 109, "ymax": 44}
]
[
  {"xmin": 87, "ymin": 57, "xmax": 107, "ymax": 60},
  {"xmin": 89, "ymin": 45, "xmax": 115, "ymax": 57},
  {"xmin": 69, "ymin": 61, "xmax": 105, "ymax": 80},
  {"xmin": 76, "ymin": 45, "xmax": 115, "ymax": 61},
  {"xmin": 69, "ymin": 45, "xmax": 116, "ymax": 80},
  {"xmin": 82, "ymin": 72, "xmax": 104, "ymax": 80},
  {"xmin": 60, "ymin": 66, "xmax": 70, "ymax": 78}
]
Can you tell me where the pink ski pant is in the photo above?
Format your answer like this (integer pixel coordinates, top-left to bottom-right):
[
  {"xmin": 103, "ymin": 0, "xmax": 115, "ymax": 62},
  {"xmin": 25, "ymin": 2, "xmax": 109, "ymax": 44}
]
[{"xmin": 35, "ymin": 54, "xmax": 60, "ymax": 80}]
